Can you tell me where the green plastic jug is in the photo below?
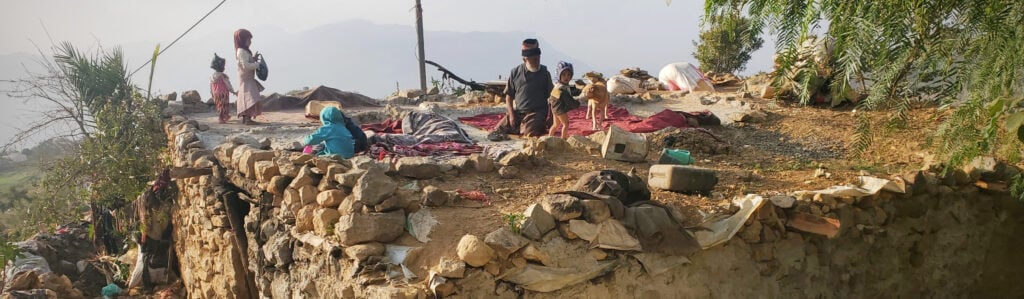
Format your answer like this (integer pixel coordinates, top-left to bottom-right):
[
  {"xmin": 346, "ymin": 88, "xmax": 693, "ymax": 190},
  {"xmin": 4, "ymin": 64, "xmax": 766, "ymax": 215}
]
[{"xmin": 658, "ymin": 149, "xmax": 694, "ymax": 165}]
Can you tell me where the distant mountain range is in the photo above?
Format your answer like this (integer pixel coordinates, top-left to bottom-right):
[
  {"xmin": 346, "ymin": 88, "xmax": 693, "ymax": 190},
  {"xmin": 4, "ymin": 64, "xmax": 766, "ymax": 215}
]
[{"xmin": 121, "ymin": 20, "xmax": 593, "ymax": 98}]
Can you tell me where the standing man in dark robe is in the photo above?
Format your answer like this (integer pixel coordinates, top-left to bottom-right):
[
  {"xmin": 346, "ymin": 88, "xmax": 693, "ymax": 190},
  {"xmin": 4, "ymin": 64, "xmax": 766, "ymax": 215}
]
[{"xmin": 490, "ymin": 39, "xmax": 555, "ymax": 139}]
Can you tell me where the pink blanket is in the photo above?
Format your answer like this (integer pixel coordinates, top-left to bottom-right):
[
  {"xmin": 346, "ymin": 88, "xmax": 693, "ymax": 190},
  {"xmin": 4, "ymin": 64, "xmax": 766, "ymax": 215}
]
[{"xmin": 458, "ymin": 105, "xmax": 691, "ymax": 136}]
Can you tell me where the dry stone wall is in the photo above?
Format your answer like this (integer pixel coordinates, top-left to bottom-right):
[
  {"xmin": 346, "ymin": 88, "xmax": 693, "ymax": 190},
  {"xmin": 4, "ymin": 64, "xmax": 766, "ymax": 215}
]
[
  {"xmin": 165, "ymin": 118, "xmax": 256, "ymax": 299},
  {"xmin": 165, "ymin": 113, "xmax": 1024, "ymax": 299}
]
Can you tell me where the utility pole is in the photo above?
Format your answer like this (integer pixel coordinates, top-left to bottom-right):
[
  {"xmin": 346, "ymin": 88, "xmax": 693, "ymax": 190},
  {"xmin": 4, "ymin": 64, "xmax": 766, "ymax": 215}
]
[{"xmin": 415, "ymin": 0, "xmax": 427, "ymax": 92}]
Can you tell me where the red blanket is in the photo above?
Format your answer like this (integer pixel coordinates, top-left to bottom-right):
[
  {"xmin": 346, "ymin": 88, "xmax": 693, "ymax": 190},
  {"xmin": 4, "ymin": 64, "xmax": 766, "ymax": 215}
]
[
  {"xmin": 361, "ymin": 118, "xmax": 403, "ymax": 134},
  {"xmin": 458, "ymin": 105, "xmax": 691, "ymax": 136}
]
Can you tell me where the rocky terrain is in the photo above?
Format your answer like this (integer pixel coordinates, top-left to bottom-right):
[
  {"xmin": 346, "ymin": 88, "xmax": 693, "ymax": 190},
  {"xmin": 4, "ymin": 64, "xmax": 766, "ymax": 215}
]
[{"xmin": 4, "ymin": 80, "xmax": 1024, "ymax": 298}]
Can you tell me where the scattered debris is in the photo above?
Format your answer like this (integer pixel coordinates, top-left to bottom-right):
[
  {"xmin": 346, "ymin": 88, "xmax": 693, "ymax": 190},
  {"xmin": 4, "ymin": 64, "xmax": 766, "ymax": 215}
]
[
  {"xmin": 693, "ymin": 194, "xmax": 765, "ymax": 249},
  {"xmin": 407, "ymin": 208, "xmax": 438, "ymax": 243}
]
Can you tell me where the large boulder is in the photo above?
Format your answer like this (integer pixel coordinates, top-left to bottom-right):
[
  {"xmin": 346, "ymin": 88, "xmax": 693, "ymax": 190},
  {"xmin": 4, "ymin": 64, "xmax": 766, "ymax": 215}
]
[
  {"xmin": 282, "ymin": 188, "xmax": 302, "ymax": 215},
  {"xmin": 163, "ymin": 101, "xmax": 184, "ymax": 117},
  {"xmin": 335, "ymin": 210, "xmax": 406, "ymax": 246},
  {"xmin": 566, "ymin": 135, "xmax": 601, "ymax": 153},
  {"xmin": 294, "ymin": 205, "xmax": 316, "ymax": 233},
  {"xmin": 520, "ymin": 204, "xmax": 556, "ymax": 240},
  {"xmin": 498, "ymin": 151, "xmax": 530, "ymax": 166},
  {"xmin": 181, "ymin": 90, "xmax": 202, "ymax": 104},
  {"xmin": 335, "ymin": 170, "xmax": 366, "ymax": 188},
  {"xmin": 160, "ymin": 92, "xmax": 177, "ymax": 102},
  {"xmin": 289, "ymin": 165, "xmax": 321, "ymax": 189},
  {"xmin": 536, "ymin": 136, "xmax": 569, "ymax": 153},
  {"xmin": 311, "ymin": 155, "xmax": 350, "ymax": 171},
  {"xmin": 312, "ymin": 208, "xmax": 341, "ymax": 236},
  {"xmin": 316, "ymin": 190, "xmax": 346, "ymax": 208},
  {"xmin": 373, "ymin": 194, "xmax": 410, "ymax": 212},
  {"xmin": 227, "ymin": 133, "xmax": 261, "ymax": 148},
  {"xmin": 580, "ymin": 199, "xmax": 611, "ymax": 223},
  {"xmin": 353, "ymin": 167, "xmax": 397, "ymax": 205},
  {"xmin": 298, "ymin": 185, "xmax": 318, "ymax": 206},
  {"xmin": 337, "ymin": 195, "xmax": 363, "ymax": 216},
  {"xmin": 324, "ymin": 164, "xmax": 349, "ymax": 182},
  {"xmin": 261, "ymin": 232, "xmax": 294, "ymax": 268},
  {"xmin": 963, "ymin": 156, "xmax": 1017, "ymax": 182},
  {"xmin": 498, "ymin": 166, "xmax": 519, "ymax": 179},
  {"xmin": 436, "ymin": 257, "xmax": 466, "ymax": 278},
  {"xmin": 470, "ymin": 154, "xmax": 495, "ymax": 172},
  {"xmin": 344, "ymin": 242, "xmax": 385, "ymax": 262},
  {"xmin": 456, "ymin": 235, "xmax": 495, "ymax": 267},
  {"xmin": 421, "ymin": 186, "xmax": 455, "ymax": 206},
  {"xmin": 266, "ymin": 176, "xmax": 291, "ymax": 196},
  {"xmin": 484, "ymin": 228, "xmax": 529, "ymax": 259},
  {"xmin": 540, "ymin": 194, "xmax": 584, "ymax": 221},
  {"xmin": 275, "ymin": 156, "xmax": 300, "ymax": 177},
  {"xmin": 254, "ymin": 160, "xmax": 280, "ymax": 182},
  {"xmin": 395, "ymin": 156, "xmax": 443, "ymax": 179}
]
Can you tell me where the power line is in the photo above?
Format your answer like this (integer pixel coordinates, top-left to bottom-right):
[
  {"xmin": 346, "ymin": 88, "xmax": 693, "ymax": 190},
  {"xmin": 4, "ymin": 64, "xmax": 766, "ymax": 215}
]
[{"xmin": 128, "ymin": 0, "xmax": 227, "ymax": 78}]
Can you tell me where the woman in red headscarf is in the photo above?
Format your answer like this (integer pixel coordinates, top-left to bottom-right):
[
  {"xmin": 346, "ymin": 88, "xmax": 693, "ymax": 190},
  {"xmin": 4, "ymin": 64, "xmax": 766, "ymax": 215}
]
[{"xmin": 234, "ymin": 29, "xmax": 263, "ymax": 125}]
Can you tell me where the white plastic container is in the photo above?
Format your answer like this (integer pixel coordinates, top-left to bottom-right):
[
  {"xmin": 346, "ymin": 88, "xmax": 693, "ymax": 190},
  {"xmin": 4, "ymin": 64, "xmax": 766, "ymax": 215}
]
[
  {"xmin": 601, "ymin": 125, "xmax": 648, "ymax": 162},
  {"xmin": 648, "ymin": 164, "xmax": 718, "ymax": 194}
]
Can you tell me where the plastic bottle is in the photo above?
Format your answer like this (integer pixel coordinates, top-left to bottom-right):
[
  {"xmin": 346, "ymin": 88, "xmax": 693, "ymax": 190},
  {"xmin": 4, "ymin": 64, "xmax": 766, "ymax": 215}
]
[{"xmin": 658, "ymin": 149, "xmax": 694, "ymax": 165}]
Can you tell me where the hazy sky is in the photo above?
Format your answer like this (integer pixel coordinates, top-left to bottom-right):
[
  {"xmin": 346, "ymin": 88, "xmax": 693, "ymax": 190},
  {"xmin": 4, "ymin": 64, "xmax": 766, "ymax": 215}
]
[
  {"xmin": 0, "ymin": 0, "xmax": 774, "ymax": 72},
  {"xmin": 0, "ymin": 0, "xmax": 777, "ymax": 150}
]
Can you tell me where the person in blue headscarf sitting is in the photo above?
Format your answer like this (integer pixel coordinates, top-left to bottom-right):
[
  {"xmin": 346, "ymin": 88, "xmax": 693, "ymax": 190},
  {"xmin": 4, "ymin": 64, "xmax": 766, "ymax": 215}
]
[{"xmin": 302, "ymin": 106, "xmax": 355, "ymax": 158}]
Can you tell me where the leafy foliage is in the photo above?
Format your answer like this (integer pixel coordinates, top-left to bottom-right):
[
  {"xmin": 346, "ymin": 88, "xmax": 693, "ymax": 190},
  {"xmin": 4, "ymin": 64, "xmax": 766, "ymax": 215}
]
[
  {"xmin": 38, "ymin": 44, "xmax": 165, "ymax": 210},
  {"xmin": 0, "ymin": 232, "xmax": 22, "ymax": 270},
  {"xmin": 705, "ymin": 0, "xmax": 1024, "ymax": 168},
  {"xmin": 2, "ymin": 43, "xmax": 166, "ymax": 236},
  {"xmin": 1012, "ymin": 174, "xmax": 1024, "ymax": 201},
  {"xmin": 431, "ymin": 77, "xmax": 468, "ymax": 97},
  {"xmin": 693, "ymin": 11, "xmax": 764, "ymax": 74},
  {"xmin": 502, "ymin": 213, "xmax": 525, "ymax": 235}
]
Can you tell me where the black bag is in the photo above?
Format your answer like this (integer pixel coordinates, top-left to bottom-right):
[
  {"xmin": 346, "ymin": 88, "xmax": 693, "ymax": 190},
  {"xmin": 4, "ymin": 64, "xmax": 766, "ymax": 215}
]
[{"xmin": 256, "ymin": 54, "xmax": 269, "ymax": 81}]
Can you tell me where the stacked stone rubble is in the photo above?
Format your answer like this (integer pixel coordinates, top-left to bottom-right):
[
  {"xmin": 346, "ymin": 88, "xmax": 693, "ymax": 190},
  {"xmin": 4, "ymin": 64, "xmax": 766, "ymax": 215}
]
[{"xmin": 164, "ymin": 114, "xmax": 1024, "ymax": 299}]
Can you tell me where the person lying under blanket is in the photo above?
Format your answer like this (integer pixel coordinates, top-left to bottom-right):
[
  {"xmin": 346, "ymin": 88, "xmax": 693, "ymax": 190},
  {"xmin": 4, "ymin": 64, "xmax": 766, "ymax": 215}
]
[{"xmin": 367, "ymin": 111, "xmax": 475, "ymax": 146}]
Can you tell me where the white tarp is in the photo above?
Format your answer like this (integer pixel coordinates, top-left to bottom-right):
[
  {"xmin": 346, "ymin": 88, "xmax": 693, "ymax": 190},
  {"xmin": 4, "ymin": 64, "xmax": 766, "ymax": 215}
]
[
  {"xmin": 569, "ymin": 219, "xmax": 643, "ymax": 251},
  {"xmin": 796, "ymin": 176, "xmax": 907, "ymax": 198},
  {"xmin": 693, "ymin": 194, "xmax": 765, "ymax": 249},
  {"xmin": 407, "ymin": 208, "xmax": 438, "ymax": 243},
  {"xmin": 384, "ymin": 245, "xmax": 418, "ymax": 282},
  {"xmin": 658, "ymin": 62, "xmax": 715, "ymax": 92}
]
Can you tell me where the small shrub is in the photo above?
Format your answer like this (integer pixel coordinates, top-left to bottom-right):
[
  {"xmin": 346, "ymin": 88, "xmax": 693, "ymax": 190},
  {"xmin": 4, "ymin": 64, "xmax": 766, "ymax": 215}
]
[{"xmin": 503, "ymin": 213, "xmax": 526, "ymax": 234}]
